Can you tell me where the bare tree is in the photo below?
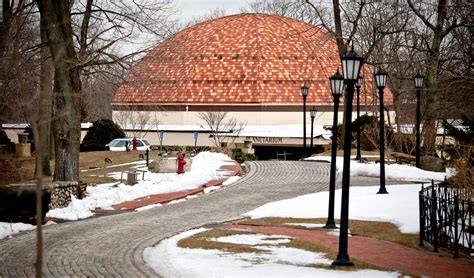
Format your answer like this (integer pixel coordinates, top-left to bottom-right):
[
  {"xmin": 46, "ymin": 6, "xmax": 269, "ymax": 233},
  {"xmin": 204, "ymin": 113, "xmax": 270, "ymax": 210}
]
[
  {"xmin": 198, "ymin": 111, "xmax": 246, "ymax": 148},
  {"xmin": 31, "ymin": 0, "xmax": 175, "ymax": 182},
  {"xmin": 114, "ymin": 105, "xmax": 155, "ymax": 138},
  {"xmin": 406, "ymin": 0, "xmax": 472, "ymax": 153}
]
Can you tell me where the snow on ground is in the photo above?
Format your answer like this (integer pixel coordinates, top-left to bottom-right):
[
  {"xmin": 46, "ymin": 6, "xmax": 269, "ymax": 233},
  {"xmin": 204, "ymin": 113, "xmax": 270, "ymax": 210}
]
[
  {"xmin": 80, "ymin": 160, "xmax": 145, "ymax": 172},
  {"xmin": 47, "ymin": 152, "xmax": 235, "ymax": 220},
  {"xmin": 142, "ymin": 154, "xmax": 450, "ymax": 276},
  {"xmin": 0, "ymin": 221, "xmax": 57, "ymax": 240},
  {"xmin": 143, "ymin": 228, "xmax": 399, "ymax": 277},
  {"xmin": 239, "ymin": 124, "xmax": 332, "ymax": 139},
  {"xmin": 245, "ymin": 184, "xmax": 420, "ymax": 234},
  {"xmin": 135, "ymin": 203, "xmax": 163, "ymax": 212},
  {"xmin": 0, "ymin": 222, "xmax": 35, "ymax": 240},
  {"xmin": 307, "ymin": 156, "xmax": 451, "ymax": 182},
  {"xmin": 222, "ymin": 176, "xmax": 241, "ymax": 186}
]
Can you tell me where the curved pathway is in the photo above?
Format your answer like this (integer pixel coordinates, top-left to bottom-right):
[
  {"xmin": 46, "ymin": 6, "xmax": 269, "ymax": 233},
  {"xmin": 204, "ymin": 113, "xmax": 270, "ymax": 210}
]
[{"xmin": 0, "ymin": 161, "xmax": 385, "ymax": 276}]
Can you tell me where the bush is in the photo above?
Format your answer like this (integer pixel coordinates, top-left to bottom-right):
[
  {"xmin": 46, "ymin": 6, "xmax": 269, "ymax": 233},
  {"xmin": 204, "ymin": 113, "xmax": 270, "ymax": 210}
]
[
  {"xmin": 442, "ymin": 115, "xmax": 473, "ymax": 190},
  {"xmin": 80, "ymin": 119, "xmax": 125, "ymax": 152},
  {"xmin": 231, "ymin": 148, "xmax": 258, "ymax": 163}
]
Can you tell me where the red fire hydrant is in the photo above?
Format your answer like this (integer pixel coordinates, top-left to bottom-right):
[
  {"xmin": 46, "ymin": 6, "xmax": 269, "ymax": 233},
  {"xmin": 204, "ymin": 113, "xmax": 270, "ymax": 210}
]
[
  {"xmin": 177, "ymin": 152, "xmax": 186, "ymax": 174},
  {"xmin": 132, "ymin": 136, "xmax": 138, "ymax": 151}
]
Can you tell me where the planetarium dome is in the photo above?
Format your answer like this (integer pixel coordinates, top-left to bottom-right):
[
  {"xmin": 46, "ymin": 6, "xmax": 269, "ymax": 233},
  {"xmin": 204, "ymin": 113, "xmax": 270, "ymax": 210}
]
[{"xmin": 113, "ymin": 13, "xmax": 355, "ymax": 108}]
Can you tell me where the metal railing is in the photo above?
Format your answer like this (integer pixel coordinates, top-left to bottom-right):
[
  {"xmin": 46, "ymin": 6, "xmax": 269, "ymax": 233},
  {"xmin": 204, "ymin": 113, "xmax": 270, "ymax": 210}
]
[{"xmin": 419, "ymin": 180, "xmax": 472, "ymax": 258}]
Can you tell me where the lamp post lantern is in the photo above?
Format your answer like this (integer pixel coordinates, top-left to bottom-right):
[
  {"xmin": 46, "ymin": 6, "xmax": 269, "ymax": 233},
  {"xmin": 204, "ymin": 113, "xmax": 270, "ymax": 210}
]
[
  {"xmin": 332, "ymin": 48, "xmax": 363, "ymax": 267},
  {"xmin": 324, "ymin": 70, "xmax": 344, "ymax": 230},
  {"xmin": 355, "ymin": 76, "xmax": 364, "ymax": 161},
  {"xmin": 374, "ymin": 69, "xmax": 389, "ymax": 195},
  {"xmin": 413, "ymin": 71, "xmax": 424, "ymax": 169},
  {"xmin": 301, "ymin": 85, "xmax": 309, "ymax": 159},
  {"xmin": 310, "ymin": 107, "xmax": 317, "ymax": 156}
]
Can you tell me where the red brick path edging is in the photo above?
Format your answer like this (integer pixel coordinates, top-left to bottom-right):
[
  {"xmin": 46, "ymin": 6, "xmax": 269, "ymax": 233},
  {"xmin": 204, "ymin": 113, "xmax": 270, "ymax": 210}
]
[
  {"xmin": 110, "ymin": 160, "xmax": 240, "ymax": 211},
  {"xmin": 221, "ymin": 224, "xmax": 474, "ymax": 278}
]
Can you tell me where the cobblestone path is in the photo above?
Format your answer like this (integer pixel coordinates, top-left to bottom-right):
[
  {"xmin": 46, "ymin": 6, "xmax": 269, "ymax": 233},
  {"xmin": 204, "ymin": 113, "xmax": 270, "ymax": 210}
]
[{"xmin": 0, "ymin": 161, "xmax": 389, "ymax": 277}]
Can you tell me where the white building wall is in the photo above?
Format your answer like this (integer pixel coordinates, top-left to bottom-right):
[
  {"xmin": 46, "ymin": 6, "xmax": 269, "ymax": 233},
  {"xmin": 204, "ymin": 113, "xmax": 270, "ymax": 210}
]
[{"xmin": 112, "ymin": 110, "xmax": 396, "ymax": 127}]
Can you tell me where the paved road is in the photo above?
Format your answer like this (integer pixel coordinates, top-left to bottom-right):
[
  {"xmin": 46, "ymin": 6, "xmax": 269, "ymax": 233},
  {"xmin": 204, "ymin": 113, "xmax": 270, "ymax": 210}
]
[{"xmin": 0, "ymin": 161, "xmax": 390, "ymax": 277}]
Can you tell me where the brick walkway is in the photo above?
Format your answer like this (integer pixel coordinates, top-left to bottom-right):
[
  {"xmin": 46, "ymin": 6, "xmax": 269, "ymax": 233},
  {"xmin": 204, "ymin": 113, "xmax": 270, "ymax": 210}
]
[
  {"xmin": 1, "ymin": 161, "xmax": 333, "ymax": 276},
  {"xmin": 110, "ymin": 160, "xmax": 241, "ymax": 211},
  {"xmin": 222, "ymin": 224, "xmax": 474, "ymax": 278},
  {"xmin": 1, "ymin": 161, "xmax": 455, "ymax": 277}
]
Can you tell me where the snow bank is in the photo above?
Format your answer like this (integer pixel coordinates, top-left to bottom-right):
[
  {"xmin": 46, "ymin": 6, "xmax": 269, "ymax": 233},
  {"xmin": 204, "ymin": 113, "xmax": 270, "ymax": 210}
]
[
  {"xmin": 308, "ymin": 156, "xmax": 451, "ymax": 182},
  {"xmin": 143, "ymin": 228, "xmax": 399, "ymax": 277},
  {"xmin": 47, "ymin": 152, "xmax": 234, "ymax": 220},
  {"xmin": 0, "ymin": 222, "xmax": 35, "ymax": 239},
  {"xmin": 245, "ymin": 184, "xmax": 421, "ymax": 234}
]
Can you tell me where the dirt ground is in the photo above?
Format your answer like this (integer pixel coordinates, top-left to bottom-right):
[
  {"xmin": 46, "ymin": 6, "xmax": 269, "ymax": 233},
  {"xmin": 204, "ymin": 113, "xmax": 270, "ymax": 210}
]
[{"xmin": 0, "ymin": 150, "xmax": 161, "ymax": 186}]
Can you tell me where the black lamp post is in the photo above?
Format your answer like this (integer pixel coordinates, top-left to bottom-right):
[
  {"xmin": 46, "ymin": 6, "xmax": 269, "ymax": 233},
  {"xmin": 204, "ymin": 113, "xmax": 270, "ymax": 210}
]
[
  {"xmin": 413, "ymin": 71, "xmax": 424, "ymax": 169},
  {"xmin": 324, "ymin": 70, "xmax": 344, "ymax": 230},
  {"xmin": 374, "ymin": 69, "xmax": 388, "ymax": 195},
  {"xmin": 355, "ymin": 76, "xmax": 363, "ymax": 161},
  {"xmin": 310, "ymin": 106, "xmax": 317, "ymax": 155},
  {"xmin": 332, "ymin": 48, "xmax": 363, "ymax": 267},
  {"xmin": 301, "ymin": 85, "xmax": 309, "ymax": 159}
]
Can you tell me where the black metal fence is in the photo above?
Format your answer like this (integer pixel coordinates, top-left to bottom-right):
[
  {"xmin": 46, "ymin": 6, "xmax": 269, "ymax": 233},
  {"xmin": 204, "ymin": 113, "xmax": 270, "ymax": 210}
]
[{"xmin": 419, "ymin": 180, "xmax": 472, "ymax": 258}]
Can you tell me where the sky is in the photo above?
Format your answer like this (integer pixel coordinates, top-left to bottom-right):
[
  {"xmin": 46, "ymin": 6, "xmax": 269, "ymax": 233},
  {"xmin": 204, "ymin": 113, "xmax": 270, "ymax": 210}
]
[{"xmin": 172, "ymin": 0, "xmax": 249, "ymax": 22}]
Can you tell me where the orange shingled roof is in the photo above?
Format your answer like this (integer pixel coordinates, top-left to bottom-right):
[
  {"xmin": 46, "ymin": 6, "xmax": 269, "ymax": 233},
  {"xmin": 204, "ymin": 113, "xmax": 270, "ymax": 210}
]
[{"xmin": 113, "ymin": 13, "xmax": 392, "ymax": 107}]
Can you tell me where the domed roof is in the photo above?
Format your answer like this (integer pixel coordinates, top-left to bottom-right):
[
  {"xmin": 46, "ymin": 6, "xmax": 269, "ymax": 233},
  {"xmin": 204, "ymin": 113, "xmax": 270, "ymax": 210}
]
[{"xmin": 113, "ymin": 13, "xmax": 385, "ymax": 107}]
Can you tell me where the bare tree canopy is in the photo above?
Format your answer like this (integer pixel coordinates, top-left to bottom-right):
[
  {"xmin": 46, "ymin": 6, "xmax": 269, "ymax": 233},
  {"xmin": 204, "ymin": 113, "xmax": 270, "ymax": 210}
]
[{"xmin": 198, "ymin": 111, "xmax": 246, "ymax": 148}]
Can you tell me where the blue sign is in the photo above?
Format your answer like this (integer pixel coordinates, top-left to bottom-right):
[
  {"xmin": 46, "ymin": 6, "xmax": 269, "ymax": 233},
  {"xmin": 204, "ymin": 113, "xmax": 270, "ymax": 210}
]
[
  {"xmin": 194, "ymin": 131, "xmax": 199, "ymax": 140},
  {"xmin": 159, "ymin": 131, "xmax": 164, "ymax": 139}
]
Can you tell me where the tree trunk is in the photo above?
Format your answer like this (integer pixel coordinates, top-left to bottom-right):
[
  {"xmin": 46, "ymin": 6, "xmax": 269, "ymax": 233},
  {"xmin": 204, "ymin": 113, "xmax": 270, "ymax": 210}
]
[
  {"xmin": 35, "ymin": 15, "xmax": 53, "ymax": 177},
  {"xmin": 409, "ymin": 0, "xmax": 448, "ymax": 155},
  {"xmin": 0, "ymin": 0, "xmax": 13, "ymax": 56},
  {"xmin": 422, "ymin": 0, "xmax": 446, "ymax": 154},
  {"xmin": 37, "ymin": 0, "xmax": 81, "ymax": 182},
  {"xmin": 332, "ymin": 0, "xmax": 346, "ymax": 56}
]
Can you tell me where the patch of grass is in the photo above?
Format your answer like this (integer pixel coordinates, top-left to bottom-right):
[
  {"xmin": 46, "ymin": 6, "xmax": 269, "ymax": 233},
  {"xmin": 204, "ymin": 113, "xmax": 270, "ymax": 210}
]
[
  {"xmin": 234, "ymin": 217, "xmax": 419, "ymax": 249},
  {"xmin": 177, "ymin": 226, "xmax": 398, "ymax": 273},
  {"xmin": 348, "ymin": 220, "xmax": 419, "ymax": 249},
  {"xmin": 177, "ymin": 229, "xmax": 266, "ymax": 253},
  {"xmin": 0, "ymin": 150, "xmax": 162, "ymax": 186},
  {"xmin": 235, "ymin": 217, "xmax": 328, "ymax": 228}
]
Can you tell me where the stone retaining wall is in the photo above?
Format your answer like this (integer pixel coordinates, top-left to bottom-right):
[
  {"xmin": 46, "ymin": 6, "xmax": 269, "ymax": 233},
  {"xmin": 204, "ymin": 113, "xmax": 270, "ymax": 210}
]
[{"xmin": 49, "ymin": 182, "xmax": 79, "ymax": 210}]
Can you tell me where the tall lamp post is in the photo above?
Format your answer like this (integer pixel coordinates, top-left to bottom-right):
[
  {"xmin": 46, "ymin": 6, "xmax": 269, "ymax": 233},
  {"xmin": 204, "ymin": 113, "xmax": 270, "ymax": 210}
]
[
  {"xmin": 324, "ymin": 70, "xmax": 344, "ymax": 230},
  {"xmin": 355, "ymin": 76, "xmax": 364, "ymax": 161},
  {"xmin": 374, "ymin": 69, "xmax": 388, "ymax": 194},
  {"xmin": 332, "ymin": 48, "xmax": 363, "ymax": 267},
  {"xmin": 413, "ymin": 71, "xmax": 424, "ymax": 169},
  {"xmin": 310, "ymin": 106, "xmax": 317, "ymax": 155},
  {"xmin": 301, "ymin": 85, "xmax": 309, "ymax": 158}
]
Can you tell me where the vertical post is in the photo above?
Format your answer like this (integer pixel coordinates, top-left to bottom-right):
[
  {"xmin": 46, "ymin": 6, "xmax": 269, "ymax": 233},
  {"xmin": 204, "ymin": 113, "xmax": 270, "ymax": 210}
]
[
  {"xmin": 194, "ymin": 131, "xmax": 198, "ymax": 148},
  {"xmin": 332, "ymin": 80, "xmax": 355, "ymax": 266},
  {"xmin": 377, "ymin": 86, "xmax": 388, "ymax": 194},
  {"xmin": 146, "ymin": 149, "xmax": 149, "ymax": 166},
  {"xmin": 432, "ymin": 181, "xmax": 438, "ymax": 252},
  {"xmin": 310, "ymin": 116, "xmax": 314, "ymax": 155},
  {"xmin": 325, "ymin": 95, "xmax": 340, "ymax": 229},
  {"xmin": 419, "ymin": 185, "xmax": 425, "ymax": 246},
  {"xmin": 159, "ymin": 130, "xmax": 164, "ymax": 154},
  {"xmin": 416, "ymin": 88, "xmax": 421, "ymax": 168},
  {"xmin": 355, "ymin": 85, "xmax": 361, "ymax": 161},
  {"xmin": 454, "ymin": 193, "xmax": 459, "ymax": 258},
  {"xmin": 303, "ymin": 95, "xmax": 307, "ymax": 158}
]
